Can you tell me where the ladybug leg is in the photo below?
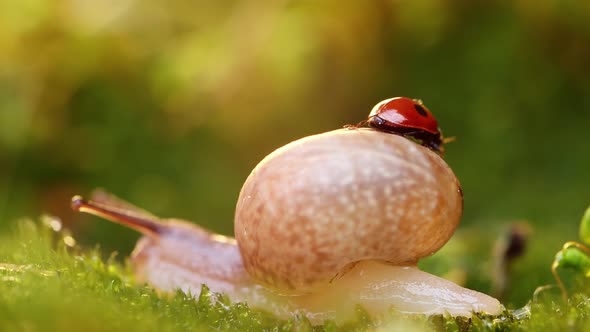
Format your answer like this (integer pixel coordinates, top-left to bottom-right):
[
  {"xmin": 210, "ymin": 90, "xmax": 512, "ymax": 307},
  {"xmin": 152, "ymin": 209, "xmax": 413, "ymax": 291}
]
[
  {"xmin": 345, "ymin": 119, "xmax": 370, "ymax": 129},
  {"xmin": 401, "ymin": 130, "xmax": 443, "ymax": 155}
]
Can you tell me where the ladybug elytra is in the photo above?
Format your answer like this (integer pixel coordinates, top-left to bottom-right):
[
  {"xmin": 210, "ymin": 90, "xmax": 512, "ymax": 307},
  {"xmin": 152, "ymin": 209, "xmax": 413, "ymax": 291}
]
[{"xmin": 367, "ymin": 97, "xmax": 445, "ymax": 154}]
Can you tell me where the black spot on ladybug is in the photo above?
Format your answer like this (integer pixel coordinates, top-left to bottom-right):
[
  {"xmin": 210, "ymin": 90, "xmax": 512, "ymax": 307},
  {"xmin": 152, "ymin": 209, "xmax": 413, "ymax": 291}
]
[{"xmin": 414, "ymin": 104, "xmax": 428, "ymax": 117}]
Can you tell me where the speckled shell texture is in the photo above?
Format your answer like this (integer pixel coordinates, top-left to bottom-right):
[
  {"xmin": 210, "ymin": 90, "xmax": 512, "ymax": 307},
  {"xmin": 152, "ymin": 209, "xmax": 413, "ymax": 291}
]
[{"xmin": 234, "ymin": 128, "xmax": 463, "ymax": 292}]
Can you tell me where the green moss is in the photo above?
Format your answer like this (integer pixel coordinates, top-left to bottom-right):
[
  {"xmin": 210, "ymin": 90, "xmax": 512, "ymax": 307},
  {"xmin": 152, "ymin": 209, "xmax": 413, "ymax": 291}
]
[
  {"xmin": 0, "ymin": 219, "xmax": 282, "ymax": 332},
  {"xmin": 1, "ymin": 218, "xmax": 589, "ymax": 332}
]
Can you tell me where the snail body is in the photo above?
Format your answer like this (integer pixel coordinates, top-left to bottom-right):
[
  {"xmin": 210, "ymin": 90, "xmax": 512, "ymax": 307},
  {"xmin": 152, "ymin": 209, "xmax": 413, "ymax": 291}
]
[{"xmin": 71, "ymin": 107, "xmax": 502, "ymax": 324}]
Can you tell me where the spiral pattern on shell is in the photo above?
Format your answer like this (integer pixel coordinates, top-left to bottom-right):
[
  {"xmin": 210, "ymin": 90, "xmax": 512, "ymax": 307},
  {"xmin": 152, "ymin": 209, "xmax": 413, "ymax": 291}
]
[{"xmin": 234, "ymin": 128, "xmax": 463, "ymax": 293}]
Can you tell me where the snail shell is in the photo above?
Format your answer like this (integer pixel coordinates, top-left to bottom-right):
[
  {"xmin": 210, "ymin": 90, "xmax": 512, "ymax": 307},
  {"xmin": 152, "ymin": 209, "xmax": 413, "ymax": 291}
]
[{"xmin": 235, "ymin": 128, "xmax": 463, "ymax": 292}]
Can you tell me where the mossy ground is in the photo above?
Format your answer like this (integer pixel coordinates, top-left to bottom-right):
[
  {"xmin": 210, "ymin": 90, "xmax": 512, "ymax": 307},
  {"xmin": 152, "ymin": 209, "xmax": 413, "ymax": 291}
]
[{"xmin": 0, "ymin": 218, "xmax": 589, "ymax": 332}]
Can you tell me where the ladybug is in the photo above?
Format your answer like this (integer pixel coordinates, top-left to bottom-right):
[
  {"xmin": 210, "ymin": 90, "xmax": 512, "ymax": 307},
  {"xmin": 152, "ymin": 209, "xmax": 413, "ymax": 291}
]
[{"xmin": 367, "ymin": 97, "xmax": 445, "ymax": 155}]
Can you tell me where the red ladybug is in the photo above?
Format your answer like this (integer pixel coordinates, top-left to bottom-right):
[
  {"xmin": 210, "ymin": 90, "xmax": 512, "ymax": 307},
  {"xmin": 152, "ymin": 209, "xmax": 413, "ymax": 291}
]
[{"xmin": 367, "ymin": 97, "xmax": 445, "ymax": 154}]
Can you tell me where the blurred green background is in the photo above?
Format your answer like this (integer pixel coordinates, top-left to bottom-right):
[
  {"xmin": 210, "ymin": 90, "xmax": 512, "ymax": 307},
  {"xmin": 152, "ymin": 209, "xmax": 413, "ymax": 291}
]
[{"xmin": 1, "ymin": 0, "xmax": 589, "ymax": 310}]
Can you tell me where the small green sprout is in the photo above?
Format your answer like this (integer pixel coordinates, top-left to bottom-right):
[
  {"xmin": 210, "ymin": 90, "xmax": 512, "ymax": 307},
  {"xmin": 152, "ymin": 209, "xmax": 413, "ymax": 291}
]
[{"xmin": 552, "ymin": 205, "xmax": 590, "ymax": 301}]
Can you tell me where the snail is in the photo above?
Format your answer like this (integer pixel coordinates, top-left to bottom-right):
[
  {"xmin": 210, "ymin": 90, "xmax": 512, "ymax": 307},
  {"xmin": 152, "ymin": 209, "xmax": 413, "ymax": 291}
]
[{"xmin": 71, "ymin": 97, "xmax": 502, "ymax": 324}]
